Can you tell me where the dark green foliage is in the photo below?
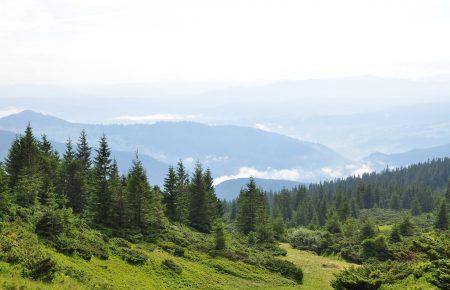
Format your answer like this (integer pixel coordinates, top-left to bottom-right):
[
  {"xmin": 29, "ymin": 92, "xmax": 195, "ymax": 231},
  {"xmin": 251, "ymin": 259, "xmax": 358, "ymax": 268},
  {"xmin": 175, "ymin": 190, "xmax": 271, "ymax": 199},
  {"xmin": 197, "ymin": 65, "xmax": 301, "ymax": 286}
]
[
  {"xmin": 263, "ymin": 257, "xmax": 303, "ymax": 284},
  {"xmin": 14, "ymin": 173, "xmax": 43, "ymax": 207},
  {"xmin": 361, "ymin": 236, "xmax": 392, "ymax": 261},
  {"xmin": 435, "ymin": 199, "xmax": 449, "ymax": 230},
  {"xmin": 5, "ymin": 125, "xmax": 41, "ymax": 189},
  {"xmin": 236, "ymin": 178, "xmax": 271, "ymax": 242},
  {"xmin": 92, "ymin": 134, "xmax": 113, "ymax": 226},
  {"xmin": 326, "ymin": 209, "xmax": 342, "ymax": 234},
  {"xmin": 60, "ymin": 139, "xmax": 86, "ymax": 213},
  {"xmin": 331, "ymin": 265, "xmax": 384, "ymax": 290},
  {"xmin": 288, "ymin": 227, "xmax": 330, "ymax": 254},
  {"xmin": 359, "ymin": 219, "xmax": 376, "ymax": 240},
  {"xmin": 389, "ymin": 225, "xmax": 401, "ymax": 243},
  {"xmin": 0, "ymin": 223, "xmax": 57, "ymax": 281},
  {"xmin": 127, "ymin": 156, "xmax": 166, "ymax": 235},
  {"xmin": 174, "ymin": 160, "xmax": 190, "ymax": 223},
  {"xmin": 429, "ymin": 259, "xmax": 450, "ymax": 289},
  {"xmin": 110, "ymin": 238, "xmax": 148, "ymax": 265},
  {"xmin": 398, "ymin": 215, "xmax": 414, "ymax": 236},
  {"xmin": 161, "ymin": 259, "xmax": 182, "ymax": 274},
  {"xmin": 35, "ymin": 206, "xmax": 76, "ymax": 238},
  {"xmin": 272, "ymin": 215, "xmax": 285, "ymax": 240},
  {"xmin": 214, "ymin": 220, "xmax": 226, "ymax": 250},
  {"xmin": 189, "ymin": 163, "xmax": 212, "ymax": 233},
  {"xmin": 163, "ymin": 166, "xmax": 177, "ymax": 221}
]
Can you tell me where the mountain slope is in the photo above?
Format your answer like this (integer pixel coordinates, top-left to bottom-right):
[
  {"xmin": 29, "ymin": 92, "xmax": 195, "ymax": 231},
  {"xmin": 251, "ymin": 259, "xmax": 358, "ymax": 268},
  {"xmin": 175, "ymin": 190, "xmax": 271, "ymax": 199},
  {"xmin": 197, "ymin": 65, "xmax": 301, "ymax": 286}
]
[
  {"xmin": 215, "ymin": 178, "xmax": 304, "ymax": 200},
  {"xmin": 364, "ymin": 142, "xmax": 450, "ymax": 169},
  {"xmin": 0, "ymin": 111, "xmax": 346, "ymax": 182}
]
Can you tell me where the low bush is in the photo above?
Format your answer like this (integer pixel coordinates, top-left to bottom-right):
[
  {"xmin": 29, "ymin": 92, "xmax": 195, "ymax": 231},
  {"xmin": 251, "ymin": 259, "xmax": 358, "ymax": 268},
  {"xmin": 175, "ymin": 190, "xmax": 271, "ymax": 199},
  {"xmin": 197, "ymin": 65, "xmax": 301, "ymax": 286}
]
[
  {"xmin": 116, "ymin": 247, "xmax": 148, "ymax": 265},
  {"xmin": 263, "ymin": 257, "xmax": 303, "ymax": 284},
  {"xmin": 161, "ymin": 259, "xmax": 182, "ymax": 274},
  {"xmin": 0, "ymin": 223, "xmax": 57, "ymax": 281},
  {"xmin": 288, "ymin": 227, "xmax": 330, "ymax": 254}
]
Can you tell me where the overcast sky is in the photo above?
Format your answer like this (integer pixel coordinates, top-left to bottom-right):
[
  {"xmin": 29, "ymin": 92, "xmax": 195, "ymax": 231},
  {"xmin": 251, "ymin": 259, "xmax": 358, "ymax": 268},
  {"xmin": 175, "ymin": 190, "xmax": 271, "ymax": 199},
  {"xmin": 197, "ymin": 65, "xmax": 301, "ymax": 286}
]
[{"xmin": 1, "ymin": 0, "xmax": 450, "ymax": 85}]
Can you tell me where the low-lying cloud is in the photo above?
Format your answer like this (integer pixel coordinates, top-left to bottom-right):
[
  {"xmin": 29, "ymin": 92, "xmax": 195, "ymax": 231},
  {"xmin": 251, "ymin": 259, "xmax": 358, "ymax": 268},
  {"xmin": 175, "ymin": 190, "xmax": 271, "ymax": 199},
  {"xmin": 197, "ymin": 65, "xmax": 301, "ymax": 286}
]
[
  {"xmin": 0, "ymin": 107, "xmax": 23, "ymax": 118},
  {"xmin": 214, "ymin": 167, "xmax": 301, "ymax": 185},
  {"xmin": 115, "ymin": 113, "xmax": 198, "ymax": 123}
]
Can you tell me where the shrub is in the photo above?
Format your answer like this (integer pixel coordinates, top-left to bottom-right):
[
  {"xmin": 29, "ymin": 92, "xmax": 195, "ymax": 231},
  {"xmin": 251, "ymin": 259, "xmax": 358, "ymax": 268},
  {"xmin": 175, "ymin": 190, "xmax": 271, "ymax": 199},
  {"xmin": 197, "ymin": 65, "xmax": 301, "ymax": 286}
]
[
  {"xmin": 399, "ymin": 215, "xmax": 414, "ymax": 236},
  {"xmin": 331, "ymin": 265, "xmax": 383, "ymax": 290},
  {"xmin": 214, "ymin": 221, "xmax": 226, "ymax": 250},
  {"xmin": 116, "ymin": 247, "xmax": 148, "ymax": 265},
  {"xmin": 35, "ymin": 207, "xmax": 75, "ymax": 238},
  {"xmin": 161, "ymin": 259, "xmax": 182, "ymax": 274},
  {"xmin": 361, "ymin": 236, "xmax": 392, "ymax": 261},
  {"xmin": 288, "ymin": 227, "xmax": 329, "ymax": 254},
  {"xmin": 263, "ymin": 257, "xmax": 303, "ymax": 284},
  {"xmin": 332, "ymin": 261, "xmax": 416, "ymax": 290},
  {"xmin": 173, "ymin": 246, "xmax": 185, "ymax": 257},
  {"xmin": 0, "ymin": 223, "xmax": 57, "ymax": 281}
]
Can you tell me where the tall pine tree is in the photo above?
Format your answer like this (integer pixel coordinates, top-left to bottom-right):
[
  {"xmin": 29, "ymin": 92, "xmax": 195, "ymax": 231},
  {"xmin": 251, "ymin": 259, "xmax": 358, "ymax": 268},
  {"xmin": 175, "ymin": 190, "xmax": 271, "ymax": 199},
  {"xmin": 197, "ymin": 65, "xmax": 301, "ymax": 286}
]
[
  {"xmin": 189, "ymin": 162, "xmax": 211, "ymax": 233},
  {"xmin": 91, "ymin": 134, "xmax": 113, "ymax": 226}
]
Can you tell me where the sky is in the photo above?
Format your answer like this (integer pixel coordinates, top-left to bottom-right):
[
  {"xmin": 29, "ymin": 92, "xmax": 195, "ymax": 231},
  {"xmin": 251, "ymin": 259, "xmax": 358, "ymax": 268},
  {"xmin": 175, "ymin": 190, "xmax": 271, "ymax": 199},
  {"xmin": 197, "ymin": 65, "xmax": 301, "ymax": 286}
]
[{"xmin": 1, "ymin": 0, "xmax": 450, "ymax": 85}]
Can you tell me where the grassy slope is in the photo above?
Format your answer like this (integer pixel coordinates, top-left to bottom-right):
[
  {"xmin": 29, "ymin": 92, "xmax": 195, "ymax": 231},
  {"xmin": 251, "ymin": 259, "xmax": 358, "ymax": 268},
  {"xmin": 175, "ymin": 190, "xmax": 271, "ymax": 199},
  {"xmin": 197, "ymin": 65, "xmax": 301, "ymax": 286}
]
[
  {"xmin": 0, "ymin": 243, "xmax": 298, "ymax": 290},
  {"xmin": 279, "ymin": 243, "xmax": 355, "ymax": 290}
]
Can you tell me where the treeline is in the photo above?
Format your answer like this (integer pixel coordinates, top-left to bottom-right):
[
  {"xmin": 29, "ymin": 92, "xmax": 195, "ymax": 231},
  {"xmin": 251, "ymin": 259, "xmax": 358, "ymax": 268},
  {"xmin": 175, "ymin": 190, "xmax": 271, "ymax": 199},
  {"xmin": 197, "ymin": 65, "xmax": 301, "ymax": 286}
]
[
  {"xmin": 225, "ymin": 159, "xmax": 450, "ymax": 230},
  {"xmin": 0, "ymin": 125, "xmax": 221, "ymax": 238}
]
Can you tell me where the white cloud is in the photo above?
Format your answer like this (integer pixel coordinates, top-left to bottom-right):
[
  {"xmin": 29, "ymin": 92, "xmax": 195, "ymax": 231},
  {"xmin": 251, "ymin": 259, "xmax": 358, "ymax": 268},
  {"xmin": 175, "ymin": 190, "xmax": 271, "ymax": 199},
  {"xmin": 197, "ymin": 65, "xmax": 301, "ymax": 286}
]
[
  {"xmin": 183, "ymin": 157, "xmax": 195, "ymax": 165},
  {"xmin": 345, "ymin": 163, "xmax": 373, "ymax": 177},
  {"xmin": 254, "ymin": 123, "xmax": 273, "ymax": 132},
  {"xmin": 115, "ymin": 113, "xmax": 198, "ymax": 123},
  {"xmin": 214, "ymin": 167, "xmax": 301, "ymax": 185},
  {"xmin": 0, "ymin": 107, "xmax": 24, "ymax": 118}
]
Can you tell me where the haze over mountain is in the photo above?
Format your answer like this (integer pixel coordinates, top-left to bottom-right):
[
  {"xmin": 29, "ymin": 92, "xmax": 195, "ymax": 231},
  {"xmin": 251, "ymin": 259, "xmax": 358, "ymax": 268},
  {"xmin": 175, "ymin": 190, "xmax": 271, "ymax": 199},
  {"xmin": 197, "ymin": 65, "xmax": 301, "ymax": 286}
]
[
  {"xmin": 364, "ymin": 143, "xmax": 450, "ymax": 170},
  {"xmin": 2, "ymin": 76, "xmax": 450, "ymax": 158},
  {"xmin": 0, "ymin": 111, "xmax": 346, "ymax": 185}
]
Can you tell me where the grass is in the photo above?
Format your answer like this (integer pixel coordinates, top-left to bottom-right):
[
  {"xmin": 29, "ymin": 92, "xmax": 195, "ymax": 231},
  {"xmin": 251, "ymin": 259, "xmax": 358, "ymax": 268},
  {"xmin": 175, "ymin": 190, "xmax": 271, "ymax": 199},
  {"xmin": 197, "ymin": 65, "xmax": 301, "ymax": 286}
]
[
  {"xmin": 279, "ymin": 243, "xmax": 356, "ymax": 290},
  {"xmin": 0, "ymin": 242, "xmax": 298, "ymax": 290}
]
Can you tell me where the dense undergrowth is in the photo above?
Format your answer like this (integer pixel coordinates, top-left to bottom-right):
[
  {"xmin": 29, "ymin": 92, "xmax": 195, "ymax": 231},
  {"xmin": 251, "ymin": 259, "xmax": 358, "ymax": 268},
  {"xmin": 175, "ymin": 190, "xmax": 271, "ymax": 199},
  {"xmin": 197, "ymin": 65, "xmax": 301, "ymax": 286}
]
[
  {"xmin": 0, "ymin": 212, "xmax": 303, "ymax": 289},
  {"xmin": 286, "ymin": 209, "xmax": 449, "ymax": 289}
]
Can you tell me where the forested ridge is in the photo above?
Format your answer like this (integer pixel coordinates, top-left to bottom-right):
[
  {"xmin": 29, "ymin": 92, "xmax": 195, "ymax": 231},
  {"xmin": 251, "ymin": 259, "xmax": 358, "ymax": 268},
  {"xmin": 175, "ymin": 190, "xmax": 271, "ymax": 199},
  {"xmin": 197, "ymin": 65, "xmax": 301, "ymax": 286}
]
[{"xmin": 0, "ymin": 125, "xmax": 448, "ymax": 289}]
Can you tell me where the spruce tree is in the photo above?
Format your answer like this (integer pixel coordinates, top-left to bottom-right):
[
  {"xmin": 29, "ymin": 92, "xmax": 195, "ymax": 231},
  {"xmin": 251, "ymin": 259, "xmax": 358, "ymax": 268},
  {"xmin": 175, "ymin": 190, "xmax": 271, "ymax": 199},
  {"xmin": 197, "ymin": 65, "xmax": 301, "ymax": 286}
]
[
  {"xmin": 60, "ymin": 139, "xmax": 86, "ymax": 213},
  {"xmin": 174, "ymin": 160, "xmax": 190, "ymax": 223},
  {"xmin": 399, "ymin": 215, "xmax": 414, "ymax": 236},
  {"xmin": 76, "ymin": 129, "xmax": 92, "ymax": 173},
  {"xmin": 75, "ymin": 130, "xmax": 92, "ymax": 213},
  {"xmin": 189, "ymin": 162, "xmax": 211, "ymax": 233},
  {"xmin": 236, "ymin": 178, "xmax": 269, "ymax": 236},
  {"xmin": 163, "ymin": 166, "xmax": 178, "ymax": 221},
  {"xmin": 38, "ymin": 134, "xmax": 60, "ymax": 205},
  {"xmin": 110, "ymin": 160, "xmax": 128, "ymax": 229},
  {"xmin": 326, "ymin": 208, "xmax": 342, "ymax": 234},
  {"xmin": 92, "ymin": 135, "xmax": 113, "ymax": 226},
  {"xmin": 435, "ymin": 199, "xmax": 449, "ymax": 230},
  {"xmin": 126, "ymin": 155, "xmax": 165, "ymax": 234},
  {"xmin": 446, "ymin": 179, "xmax": 450, "ymax": 203},
  {"xmin": 411, "ymin": 195, "xmax": 421, "ymax": 216},
  {"xmin": 214, "ymin": 219, "xmax": 226, "ymax": 250},
  {"xmin": 5, "ymin": 125, "xmax": 41, "ymax": 189},
  {"xmin": 204, "ymin": 168, "xmax": 220, "ymax": 221},
  {"xmin": 389, "ymin": 225, "xmax": 401, "ymax": 243}
]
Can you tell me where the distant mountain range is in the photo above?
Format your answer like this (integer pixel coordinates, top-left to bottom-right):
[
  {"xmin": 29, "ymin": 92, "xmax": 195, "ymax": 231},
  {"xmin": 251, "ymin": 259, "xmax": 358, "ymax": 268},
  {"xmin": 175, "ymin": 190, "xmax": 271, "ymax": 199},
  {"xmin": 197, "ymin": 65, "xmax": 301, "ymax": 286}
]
[
  {"xmin": 364, "ymin": 143, "xmax": 450, "ymax": 169},
  {"xmin": 1, "ymin": 109, "xmax": 450, "ymax": 192},
  {"xmin": 215, "ymin": 178, "xmax": 304, "ymax": 200},
  {"xmin": 2, "ymin": 76, "xmax": 450, "ymax": 159},
  {"xmin": 0, "ymin": 111, "xmax": 346, "ymax": 184}
]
